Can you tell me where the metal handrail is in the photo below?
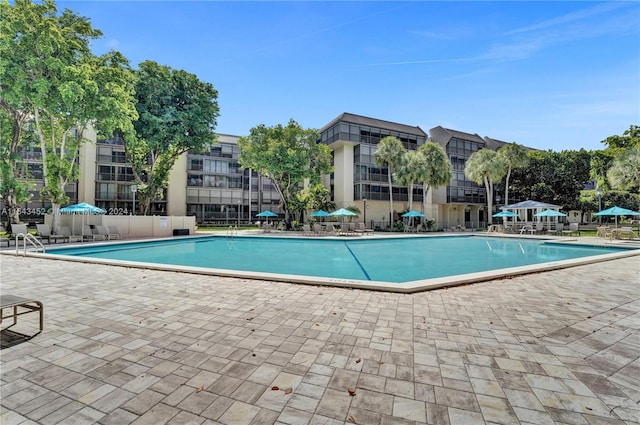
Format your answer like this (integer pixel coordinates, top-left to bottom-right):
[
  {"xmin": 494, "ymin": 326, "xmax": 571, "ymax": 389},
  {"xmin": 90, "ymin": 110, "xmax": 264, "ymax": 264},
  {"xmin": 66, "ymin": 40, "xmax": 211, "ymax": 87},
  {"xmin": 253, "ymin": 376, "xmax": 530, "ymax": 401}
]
[{"xmin": 15, "ymin": 232, "xmax": 45, "ymax": 255}]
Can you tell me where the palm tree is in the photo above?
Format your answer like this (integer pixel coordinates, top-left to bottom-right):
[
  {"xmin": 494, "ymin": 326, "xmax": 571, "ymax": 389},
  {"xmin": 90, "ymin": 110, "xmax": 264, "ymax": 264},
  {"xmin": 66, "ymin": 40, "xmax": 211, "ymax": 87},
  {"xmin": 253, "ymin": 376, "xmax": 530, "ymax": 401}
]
[
  {"xmin": 394, "ymin": 151, "xmax": 423, "ymax": 212},
  {"xmin": 498, "ymin": 142, "xmax": 529, "ymax": 206},
  {"xmin": 465, "ymin": 149, "xmax": 507, "ymax": 225},
  {"xmin": 608, "ymin": 146, "xmax": 640, "ymax": 191},
  {"xmin": 374, "ymin": 136, "xmax": 405, "ymax": 226},
  {"xmin": 417, "ymin": 141, "xmax": 452, "ymax": 216}
]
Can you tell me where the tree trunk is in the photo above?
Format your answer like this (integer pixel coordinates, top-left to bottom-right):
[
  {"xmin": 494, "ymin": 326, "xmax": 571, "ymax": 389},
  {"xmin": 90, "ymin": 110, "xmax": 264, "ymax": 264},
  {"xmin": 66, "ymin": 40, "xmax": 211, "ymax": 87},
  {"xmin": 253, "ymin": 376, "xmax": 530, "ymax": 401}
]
[
  {"xmin": 51, "ymin": 202, "xmax": 61, "ymax": 234},
  {"xmin": 6, "ymin": 192, "xmax": 21, "ymax": 224},
  {"xmin": 504, "ymin": 167, "xmax": 512, "ymax": 206},
  {"xmin": 485, "ymin": 176, "xmax": 494, "ymax": 225},
  {"xmin": 388, "ymin": 169, "xmax": 394, "ymax": 228}
]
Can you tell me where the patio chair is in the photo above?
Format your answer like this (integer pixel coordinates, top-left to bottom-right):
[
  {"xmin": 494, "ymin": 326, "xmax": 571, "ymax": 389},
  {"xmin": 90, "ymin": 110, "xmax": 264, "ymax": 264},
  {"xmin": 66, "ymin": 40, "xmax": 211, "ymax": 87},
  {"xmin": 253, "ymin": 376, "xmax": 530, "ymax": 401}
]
[
  {"xmin": 562, "ymin": 222, "xmax": 580, "ymax": 236},
  {"xmin": 36, "ymin": 224, "xmax": 68, "ymax": 244},
  {"xmin": 302, "ymin": 224, "xmax": 313, "ymax": 236},
  {"xmin": 97, "ymin": 225, "xmax": 120, "ymax": 240},
  {"xmin": 108, "ymin": 225, "xmax": 122, "ymax": 240},
  {"xmin": 82, "ymin": 225, "xmax": 106, "ymax": 242},
  {"xmin": 354, "ymin": 222, "xmax": 374, "ymax": 236},
  {"xmin": 59, "ymin": 226, "xmax": 83, "ymax": 243},
  {"xmin": 548, "ymin": 223, "xmax": 564, "ymax": 235},
  {"xmin": 11, "ymin": 224, "xmax": 40, "ymax": 242},
  {"xmin": 1, "ymin": 295, "xmax": 43, "ymax": 334},
  {"xmin": 612, "ymin": 226, "xmax": 638, "ymax": 240},
  {"xmin": 313, "ymin": 223, "xmax": 323, "ymax": 235},
  {"xmin": 596, "ymin": 226, "xmax": 610, "ymax": 238}
]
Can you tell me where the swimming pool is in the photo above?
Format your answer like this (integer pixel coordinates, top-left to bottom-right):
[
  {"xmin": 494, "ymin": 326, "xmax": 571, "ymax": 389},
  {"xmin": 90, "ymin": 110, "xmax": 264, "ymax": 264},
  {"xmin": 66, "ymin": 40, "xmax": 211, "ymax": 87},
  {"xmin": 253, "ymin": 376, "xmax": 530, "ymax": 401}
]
[{"xmin": 44, "ymin": 235, "xmax": 638, "ymax": 292}]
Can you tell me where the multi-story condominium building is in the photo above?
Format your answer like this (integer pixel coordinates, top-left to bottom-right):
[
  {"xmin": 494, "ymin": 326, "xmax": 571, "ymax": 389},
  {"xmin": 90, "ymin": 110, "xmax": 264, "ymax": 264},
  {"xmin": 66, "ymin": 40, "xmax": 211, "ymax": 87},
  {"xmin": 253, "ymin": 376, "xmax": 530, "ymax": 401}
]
[
  {"xmin": 5, "ymin": 112, "xmax": 515, "ymax": 230},
  {"xmin": 318, "ymin": 113, "xmax": 428, "ymax": 228}
]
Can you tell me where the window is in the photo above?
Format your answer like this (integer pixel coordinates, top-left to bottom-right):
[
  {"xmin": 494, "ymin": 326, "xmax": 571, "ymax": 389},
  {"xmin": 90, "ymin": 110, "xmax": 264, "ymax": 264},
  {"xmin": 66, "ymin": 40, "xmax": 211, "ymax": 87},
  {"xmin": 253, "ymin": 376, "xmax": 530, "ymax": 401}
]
[
  {"xmin": 96, "ymin": 183, "xmax": 116, "ymax": 200},
  {"xmin": 190, "ymin": 159, "xmax": 203, "ymax": 171},
  {"xmin": 112, "ymin": 151, "xmax": 126, "ymax": 163},
  {"xmin": 98, "ymin": 165, "xmax": 115, "ymax": 181}
]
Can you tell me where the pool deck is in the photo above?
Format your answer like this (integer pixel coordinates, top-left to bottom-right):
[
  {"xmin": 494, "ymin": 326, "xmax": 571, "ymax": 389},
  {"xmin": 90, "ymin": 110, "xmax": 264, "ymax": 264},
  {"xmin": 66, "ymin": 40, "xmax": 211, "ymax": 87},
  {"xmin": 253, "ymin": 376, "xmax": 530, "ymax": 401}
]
[{"xmin": 1, "ymin": 235, "xmax": 640, "ymax": 424}]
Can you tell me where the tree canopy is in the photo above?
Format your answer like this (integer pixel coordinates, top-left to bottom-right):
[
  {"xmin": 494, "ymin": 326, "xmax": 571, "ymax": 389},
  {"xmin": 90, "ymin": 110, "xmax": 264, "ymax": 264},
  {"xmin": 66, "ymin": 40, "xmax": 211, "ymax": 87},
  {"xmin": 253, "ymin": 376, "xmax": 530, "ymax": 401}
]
[
  {"xmin": 497, "ymin": 142, "xmax": 529, "ymax": 206},
  {"xmin": 465, "ymin": 149, "xmax": 506, "ymax": 223},
  {"xmin": 127, "ymin": 60, "xmax": 219, "ymax": 215},
  {"xmin": 417, "ymin": 141, "xmax": 452, "ymax": 215},
  {"xmin": 238, "ymin": 119, "xmax": 332, "ymax": 229},
  {"xmin": 0, "ymin": 0, "xmax": 137, "ymax": 231}
]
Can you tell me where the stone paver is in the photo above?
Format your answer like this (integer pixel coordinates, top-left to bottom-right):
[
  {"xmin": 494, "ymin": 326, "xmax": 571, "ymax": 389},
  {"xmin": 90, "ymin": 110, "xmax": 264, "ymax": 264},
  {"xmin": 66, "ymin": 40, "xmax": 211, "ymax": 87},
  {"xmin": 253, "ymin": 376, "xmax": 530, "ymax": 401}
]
[{"xmin": 1, "ymin": 252, "xmax": 639, "ymax": 424}]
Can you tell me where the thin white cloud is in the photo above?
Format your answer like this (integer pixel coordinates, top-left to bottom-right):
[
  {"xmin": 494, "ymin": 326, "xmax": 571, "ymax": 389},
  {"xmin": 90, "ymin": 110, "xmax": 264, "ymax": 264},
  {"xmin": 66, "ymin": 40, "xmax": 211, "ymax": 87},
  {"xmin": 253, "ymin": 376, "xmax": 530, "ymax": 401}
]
[
  {"xmin": 505, "ymin": 2, "xmax": 629, "ymax": 35},
  {"xmin": 106, "ymin": 38, "xmax": 120, "ymax": 49},
  {"xmin": 359, "ymin": 57, "xmax": 477, "ymax": 67}
]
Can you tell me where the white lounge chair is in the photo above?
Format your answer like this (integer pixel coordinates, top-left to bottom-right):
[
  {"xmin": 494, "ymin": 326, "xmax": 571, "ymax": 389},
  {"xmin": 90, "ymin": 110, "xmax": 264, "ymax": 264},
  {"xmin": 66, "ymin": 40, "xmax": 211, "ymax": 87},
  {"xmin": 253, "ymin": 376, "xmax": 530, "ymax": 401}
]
[
  {"xmin": 108, "ymin": 225, "xmax": 122, "ymax": 239},
  {"xmin": 60, "ymin": 226, "xmax": 83, "ymax": 243},
  {"xmin": 83, "ymin": 226, "xmax": 105, "ymax": 242},
  {"xmin": 36, "ymin": 224, "xmax": 68, "ymax": 244}
]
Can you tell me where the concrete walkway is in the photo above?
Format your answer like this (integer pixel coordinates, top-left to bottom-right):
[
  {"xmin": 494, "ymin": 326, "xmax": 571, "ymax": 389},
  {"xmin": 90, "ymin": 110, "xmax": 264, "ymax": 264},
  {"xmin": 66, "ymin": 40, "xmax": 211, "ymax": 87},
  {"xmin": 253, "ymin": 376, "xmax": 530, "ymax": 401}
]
[{"xmin": 1, "ymin": 254, "xmax": 639, "ymax": 424}]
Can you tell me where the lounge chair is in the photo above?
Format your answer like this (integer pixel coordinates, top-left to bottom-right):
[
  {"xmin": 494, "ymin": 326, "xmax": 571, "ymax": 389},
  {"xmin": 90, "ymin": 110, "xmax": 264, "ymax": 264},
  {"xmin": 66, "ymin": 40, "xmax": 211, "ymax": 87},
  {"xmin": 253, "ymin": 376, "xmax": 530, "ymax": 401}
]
[
  {"xmin": 302, "ymin": 224, "xmax": 313, "ymax": 236},
  {"xmin": 354, "ymin": 222, "xmax": 374, "ymax": 235},
  {"xmin": 313, "ymin": 223, "xmax": 323, "ymax": 235},
  {"xmin": 611, "ymin": 226, "xmax": 638, "ymax": 240},
  {"xmin": 36, "ymin": 224, "xmax": 68, "ymax": 244},
  {"xmin": 548, "ymin": 223, "xmax": 564, "ymax": 235},
  {"xmin": 562, "ymin": 222, "xmax": 579, "ymax": 236},
  {"xmin": 1, "ymin": 295, "xmax": 43, "ymax": 333},
  {"xmin": 82, "ymin": 225, "xmax": 106, "ymax": 242},
  {"xmin": 97, "ymin": 225, "xmax": 120, "ymax": 240},
  {"xmin": 108, "ymin": 225, "xmax": 122, "ymax": 240},
  {"xmin": 60, "ymin": 226, "xmax": 83, "ymax": 243},
  {"xmin": 596, "ymin": 226, "xmax": 611, "ymax": 238},
  {"xmin": 11, "ymin": 224, "xmax": 40, "ymax": 242}
]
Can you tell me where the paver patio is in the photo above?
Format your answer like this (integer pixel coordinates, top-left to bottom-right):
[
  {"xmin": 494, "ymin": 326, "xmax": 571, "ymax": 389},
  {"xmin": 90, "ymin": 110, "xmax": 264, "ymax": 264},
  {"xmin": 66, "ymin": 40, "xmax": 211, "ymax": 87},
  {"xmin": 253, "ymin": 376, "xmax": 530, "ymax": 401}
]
[{"xmin": 1, "ymin": 253, "xmax": 639, "ymax": 424}]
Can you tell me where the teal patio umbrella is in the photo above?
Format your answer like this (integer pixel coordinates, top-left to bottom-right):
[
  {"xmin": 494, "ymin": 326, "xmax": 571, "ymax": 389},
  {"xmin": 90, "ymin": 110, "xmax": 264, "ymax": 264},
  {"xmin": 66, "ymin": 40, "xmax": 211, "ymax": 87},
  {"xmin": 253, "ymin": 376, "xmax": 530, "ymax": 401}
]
[
  {"xmin": 594, "ymin": 206, "xmax": 640, "ymax": 227},
  {"xmin": 256, "ymin": 210, "xmax": 278, "ymax": 226},
  {"xmin": 534, "ymin": 209, "xmax": 567, "ymax": 229},
  {"xmin": 402, "ymin": 210, "xmax": 425, "ymax": 229},
  {"xmin": 330, "ymin": 208, "xmax": 357, "ymax": 229},
  {"xmin": 492, "ymin": 210, "xmax": 518, "ymax": 218},
  {"xmin": 59, "ymin": 202, "xmax": 106, "ymax": 235},
  {"xmin": 310, "ymin": 209, "xmax": 331, "ymax": 217},
  {"xmin": 402, "ymin": 210, "xmax": 425, "ymax": 218}
]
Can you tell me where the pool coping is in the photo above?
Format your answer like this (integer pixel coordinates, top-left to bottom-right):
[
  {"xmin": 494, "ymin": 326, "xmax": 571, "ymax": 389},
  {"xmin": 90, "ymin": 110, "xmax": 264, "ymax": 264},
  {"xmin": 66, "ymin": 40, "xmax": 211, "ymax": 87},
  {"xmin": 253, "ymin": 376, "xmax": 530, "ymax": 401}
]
[{"xmin": 6, "ymin": 232, "xmax": 640, "ymax": 293}]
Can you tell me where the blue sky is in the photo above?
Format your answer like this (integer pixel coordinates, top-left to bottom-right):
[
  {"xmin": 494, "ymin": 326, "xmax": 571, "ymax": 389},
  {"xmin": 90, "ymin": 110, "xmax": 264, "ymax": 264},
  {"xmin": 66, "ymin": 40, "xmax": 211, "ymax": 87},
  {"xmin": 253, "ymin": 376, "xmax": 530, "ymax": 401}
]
[{"xmin": 60, "ymin": 1, "xmax": 639, "ymax": 151}]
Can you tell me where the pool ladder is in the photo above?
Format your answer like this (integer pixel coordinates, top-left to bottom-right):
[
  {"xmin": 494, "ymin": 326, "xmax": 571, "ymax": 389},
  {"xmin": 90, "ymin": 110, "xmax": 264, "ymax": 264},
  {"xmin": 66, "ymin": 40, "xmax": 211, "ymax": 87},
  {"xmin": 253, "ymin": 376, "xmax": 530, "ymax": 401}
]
[
  {"xmin": 15, "ymin": 233, "xmax": 45, "ymax": 255},
  {"xmin": 226, "ymin": 226, "xmax": 238, "ymax": 249}
]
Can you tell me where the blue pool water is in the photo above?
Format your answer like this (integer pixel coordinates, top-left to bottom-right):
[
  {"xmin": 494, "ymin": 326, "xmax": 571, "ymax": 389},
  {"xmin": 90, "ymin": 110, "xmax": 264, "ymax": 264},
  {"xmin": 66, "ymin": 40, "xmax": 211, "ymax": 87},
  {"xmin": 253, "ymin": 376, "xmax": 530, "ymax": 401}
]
[{"xmin": 47, "ymin": 236, "xmax": 632, "ymax": 283}]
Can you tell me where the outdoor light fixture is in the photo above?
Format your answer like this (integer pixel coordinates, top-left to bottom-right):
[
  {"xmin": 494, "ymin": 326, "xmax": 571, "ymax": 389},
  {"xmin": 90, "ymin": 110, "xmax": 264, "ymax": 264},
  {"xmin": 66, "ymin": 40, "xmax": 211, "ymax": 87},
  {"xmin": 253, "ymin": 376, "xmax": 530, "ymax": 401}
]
[
  {"xmin": 363, "ymin": 198, "xmax": 367, "ymax": 225},
  {"xmin": 596, "ymin": 187, "xmax": 602, "ymax": 224},
  {"xmin": 131, "ymin": 184, "xmax": 137, "ymax": 215}
]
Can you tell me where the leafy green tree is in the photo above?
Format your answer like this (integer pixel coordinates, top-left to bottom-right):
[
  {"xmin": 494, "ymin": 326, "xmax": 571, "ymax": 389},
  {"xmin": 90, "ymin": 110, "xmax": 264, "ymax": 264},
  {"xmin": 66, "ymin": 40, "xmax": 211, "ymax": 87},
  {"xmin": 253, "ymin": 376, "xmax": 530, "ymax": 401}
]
[
  {"xmin": 465, "ymin": 149, "xmax": 506, "ymax": 224},
  {"xmin": 374, "ymin": 136, "xmax": 405, "ymax": 225},
  {"xmin": 417, "ymin": 141, "xmax": 452, "ymax": 216},
  {"xmin": 0, "ymin": 111, "xmax": 33, "ymax": 225},
  {"xmin": 601, "ymin": 125, "xmax": 640, "ymax": 149},
  {"xmin": 307, "ymin": 183, "xmax": 335, "ymax": 212},
  {"xmin": 511, "ymin": 149, "xmax": 592, "ymax": 211},
  {"xmin": 0, "ymin": 0, "xmax": 138, "ymax": 232},
  {"xmin": 589, "ymin": 150, "xmax": 616, "ymax": 192},
  {"xmin": 238, "ymin": 119, "xmax": 332, "ymax": 229},
  {"xmin": 128, "ymin": 60, "xmax": 220, "ymax": 215},
  {"xmin": 608, "ymin": 146, "xmax": 640, "ymax": 192},
  {"xmin": 497, "ymin": 142, "xmax": 529, "ymax": 206}
]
